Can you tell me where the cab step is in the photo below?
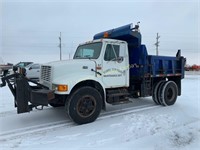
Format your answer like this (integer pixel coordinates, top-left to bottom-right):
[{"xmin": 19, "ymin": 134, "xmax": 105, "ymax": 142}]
[{"xmin": 106, "ymin": 88, "xmax": 131, "ymax": 104}]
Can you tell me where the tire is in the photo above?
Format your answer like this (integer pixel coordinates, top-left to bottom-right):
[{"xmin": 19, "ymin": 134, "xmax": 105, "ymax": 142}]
[
  {"xmin": 152, "ymin": 80, "xmax": 166, "ymax": 105},
  {"xmin": 157, "ymin": 81, "xmax": 167, "ymax": 105},
  {"xmin": 160, "ymin": 81, "xmax": 178, "ymax": 106},
  {"xmin": 66, "ymin": 86, "xmax": 102, "ymax": 125}
]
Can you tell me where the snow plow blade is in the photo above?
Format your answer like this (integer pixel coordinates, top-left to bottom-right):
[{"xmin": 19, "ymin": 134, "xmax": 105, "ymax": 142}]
[{"xmin": 0, "ymin": 71, "xmax": 55, "ymax": 114}]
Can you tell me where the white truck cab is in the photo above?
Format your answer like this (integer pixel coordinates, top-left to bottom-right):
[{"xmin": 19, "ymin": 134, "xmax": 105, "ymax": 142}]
[
  {"xmin": 40, "ymin": 39, "xmax": 129, "ymax": 95},
  {"xmin": 39, "ymin": 38, "xmax": 130, "ymax": 124}
]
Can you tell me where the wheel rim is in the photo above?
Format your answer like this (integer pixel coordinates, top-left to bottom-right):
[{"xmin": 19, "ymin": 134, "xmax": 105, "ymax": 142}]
[
  {"xmin": 166, "ymin": 87, "xmax": 175, "ymax": 102},
  {"xmin": 167, "ymin": 88, "xmax": 173, "ymax": 100},
  {"xmin": 77, "ymin": 95, "xmax": 96, "ymax": 118}
]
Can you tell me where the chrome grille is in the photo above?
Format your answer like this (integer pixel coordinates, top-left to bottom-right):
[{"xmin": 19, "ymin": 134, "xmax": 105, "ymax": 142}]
[{"xmin": 41, "ymin": 65, "xmax": 52, "ymax": 82}]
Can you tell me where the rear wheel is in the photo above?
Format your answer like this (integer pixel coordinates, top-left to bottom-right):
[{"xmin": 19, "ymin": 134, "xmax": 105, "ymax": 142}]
[
  {"xmin": 160, "ymin": 81, "xmax": 178, "ymax": 106},
  {"xmin": 157, "ymin": 81, "xmax": 167, "ymax": 104},
  {"xmin": 152, "ymin": 80, "xmax": 166, "ymax": 105},
  {"xmin": 65, "ymin": 86, "xmax": 102, "ymax": 125}
]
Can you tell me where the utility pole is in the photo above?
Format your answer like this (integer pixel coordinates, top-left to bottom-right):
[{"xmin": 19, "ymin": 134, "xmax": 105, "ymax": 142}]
[
  {"xmin": 59, "ymin": 32, "xmax": 62, "ymax": 60},
  {"xmin": 155, "ymin": 33, "xmax": 160, "ymax": 56}
]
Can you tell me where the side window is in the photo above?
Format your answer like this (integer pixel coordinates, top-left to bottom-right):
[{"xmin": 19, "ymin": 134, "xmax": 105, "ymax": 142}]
[
  {"xmin": 31, "ymin": 64, "xmax": 40, "ymax": 69},
  {"xmin": 104, "ymin": 44, "xmax": 120, "ymax": 61}
]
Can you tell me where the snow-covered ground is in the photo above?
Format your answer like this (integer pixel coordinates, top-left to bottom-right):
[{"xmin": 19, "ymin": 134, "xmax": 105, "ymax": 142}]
[{"xmin": 0, "ymin": 72, "xmax": 199, "ymax": 150}]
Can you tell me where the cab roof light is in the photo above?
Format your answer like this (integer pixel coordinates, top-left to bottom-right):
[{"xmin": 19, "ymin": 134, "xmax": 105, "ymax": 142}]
[{"xmin": 103, "ymin": 32, "xmax": 109, "ymax": 38}]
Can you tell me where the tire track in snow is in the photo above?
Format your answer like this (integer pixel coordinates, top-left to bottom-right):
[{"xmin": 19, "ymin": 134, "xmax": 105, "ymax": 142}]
[
  {"xmin": 0, "ymin": 107, "xmax": 53, "ymax": 118},
  {"xmin": 0, "ymin": 104, "xmax": 159, "ymax": 141}
]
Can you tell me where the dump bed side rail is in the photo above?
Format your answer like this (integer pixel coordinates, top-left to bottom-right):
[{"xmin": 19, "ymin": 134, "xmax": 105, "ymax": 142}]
[{"xmin": 148, "ymin": 50, "xmax": 186, "ymax": 79}]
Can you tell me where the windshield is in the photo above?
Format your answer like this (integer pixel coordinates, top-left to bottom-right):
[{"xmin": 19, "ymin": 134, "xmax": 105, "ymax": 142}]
[
  {"xmin": 15, "ymin": 62, "xmax": 33, "ymax": 68},
  {"xmin": 74, "ymin": 42, "xmax": 102, "ymax": 59}
]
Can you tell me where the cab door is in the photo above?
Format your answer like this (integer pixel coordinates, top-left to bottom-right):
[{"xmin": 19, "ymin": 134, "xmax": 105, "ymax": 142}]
[{"xmin": 102, "ymin": 42, "xmax": 129, "ymax": 88}]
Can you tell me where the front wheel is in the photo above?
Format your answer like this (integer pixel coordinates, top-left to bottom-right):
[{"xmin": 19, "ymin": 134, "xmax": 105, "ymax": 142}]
[{"xmin": 65, "ymin": 86, "xmax": 102, "ymax": 125}]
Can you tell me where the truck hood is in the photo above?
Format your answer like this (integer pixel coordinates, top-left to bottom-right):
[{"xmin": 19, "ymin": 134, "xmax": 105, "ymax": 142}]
[
  {"xmin": 41, "ymin": 59, "xmax": 96, "ymax": 85},
  {"xmin": 47, "ymin": 59, "xmax": 95, "ymax": 69}
]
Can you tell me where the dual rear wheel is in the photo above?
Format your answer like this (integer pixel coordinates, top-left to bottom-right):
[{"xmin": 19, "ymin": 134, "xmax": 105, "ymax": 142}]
[{"xmin": 153, "ymin": 80, "xmax": 178, "ymax": 106}]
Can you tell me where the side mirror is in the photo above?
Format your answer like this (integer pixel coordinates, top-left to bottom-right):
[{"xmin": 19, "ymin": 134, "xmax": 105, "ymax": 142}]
[
  {"xmin": 29, "ymin": 67, "xmax": 32, "ymax": 70},
  {"xmin": 116, "ymin": 57, "xmax": 124, "ymax": 63}
]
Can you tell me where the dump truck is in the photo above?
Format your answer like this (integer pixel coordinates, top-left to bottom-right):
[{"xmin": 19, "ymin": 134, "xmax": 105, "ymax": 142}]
[{"xmin": 0, "ymin": 23, "xmax": 186, "ymax": 124}]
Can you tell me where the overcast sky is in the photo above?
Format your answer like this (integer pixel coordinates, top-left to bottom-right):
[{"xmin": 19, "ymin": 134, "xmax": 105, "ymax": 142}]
[{"xmin": 1, "ymin": 0, "xmax": 199, "ymax": 65}]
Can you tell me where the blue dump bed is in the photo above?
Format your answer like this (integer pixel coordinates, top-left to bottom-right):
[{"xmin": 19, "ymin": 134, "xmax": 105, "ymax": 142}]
[{"xmin": 94, "ymin": 24, "xmax": 185, "ymax": 79}]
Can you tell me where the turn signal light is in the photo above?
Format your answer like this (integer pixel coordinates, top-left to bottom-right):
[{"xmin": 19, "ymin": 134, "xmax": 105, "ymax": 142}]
[{"xmin": 57, "ymin": 85, "xmax": 68, "ymax": 92}]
